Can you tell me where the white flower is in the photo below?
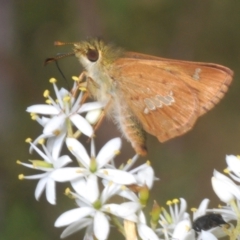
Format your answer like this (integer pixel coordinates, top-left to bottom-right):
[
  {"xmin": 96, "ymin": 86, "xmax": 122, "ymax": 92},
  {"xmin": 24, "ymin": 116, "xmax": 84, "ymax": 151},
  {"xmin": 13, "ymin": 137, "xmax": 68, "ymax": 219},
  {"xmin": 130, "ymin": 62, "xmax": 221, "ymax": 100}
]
[
  {"xmin": 156, "ymin": 198, "xmax": 189, "ymax": 239},
  {"xmin": 137, "ymin": 211, "xmax": 159, "ymax": 240},
  {"xmin": 192, "ymin": 199, "xmax": 210, "ymax": 221},
  {"xmin": 172, "ymin": 219, "xmax": 194, "ymax": 240},
  {"xmin": 129, "ymin": 161, "xmax": 156, "ymax": 189},
  {"xmin": 18, "ymin": 139, "xmax": 71, "ymax": 204},
  {"xmin": 26, "ymin": 79, "xmax": 103, "ymax": 151},
  {"xmin": 225, "ymin": 155, "xmax": 240, "ymax": 182},
  {"xmin": 51, "ymin": 137, "xmax": 137, "ymax": 185},
  {"xmin": 55, "ymin": 178, "xmax": 141, "ymax": 239},
  {"xmin": 211, "ymin": 170, "xmax": 240, "ymax": 203}
]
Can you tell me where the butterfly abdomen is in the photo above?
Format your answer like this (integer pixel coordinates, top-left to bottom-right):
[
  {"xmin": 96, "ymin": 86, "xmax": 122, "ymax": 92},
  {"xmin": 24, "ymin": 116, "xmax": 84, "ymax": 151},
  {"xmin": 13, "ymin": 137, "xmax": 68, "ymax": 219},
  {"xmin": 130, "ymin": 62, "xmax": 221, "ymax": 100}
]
[{"xmin": 115, "ymin": 100, "xmax": 147, "ymax": 156}]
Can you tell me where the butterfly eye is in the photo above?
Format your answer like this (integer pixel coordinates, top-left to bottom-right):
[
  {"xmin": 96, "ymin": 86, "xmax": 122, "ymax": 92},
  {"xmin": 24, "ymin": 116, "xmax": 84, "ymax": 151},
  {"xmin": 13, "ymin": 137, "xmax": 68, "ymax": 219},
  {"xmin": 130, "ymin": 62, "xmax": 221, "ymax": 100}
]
[{"xmin": 86, "ymin": 48, "xmax": 99, "ymax": 62}]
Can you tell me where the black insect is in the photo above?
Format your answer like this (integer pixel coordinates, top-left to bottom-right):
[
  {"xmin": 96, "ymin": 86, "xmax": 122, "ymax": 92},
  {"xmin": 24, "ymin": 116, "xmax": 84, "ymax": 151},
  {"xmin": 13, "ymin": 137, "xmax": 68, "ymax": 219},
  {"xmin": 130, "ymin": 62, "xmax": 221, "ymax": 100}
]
[{"xmin": 193, "ymin": 213, "xmax": 228, "ymax": 232}]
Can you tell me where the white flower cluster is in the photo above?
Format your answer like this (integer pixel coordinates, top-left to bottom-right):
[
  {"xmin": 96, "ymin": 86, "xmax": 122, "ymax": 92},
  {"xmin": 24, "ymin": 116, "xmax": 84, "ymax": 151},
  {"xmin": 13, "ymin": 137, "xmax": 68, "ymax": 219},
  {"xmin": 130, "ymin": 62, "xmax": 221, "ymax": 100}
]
[{"xmin": 17, "ymin": 78, "xmax": 240, "ymax": 240}]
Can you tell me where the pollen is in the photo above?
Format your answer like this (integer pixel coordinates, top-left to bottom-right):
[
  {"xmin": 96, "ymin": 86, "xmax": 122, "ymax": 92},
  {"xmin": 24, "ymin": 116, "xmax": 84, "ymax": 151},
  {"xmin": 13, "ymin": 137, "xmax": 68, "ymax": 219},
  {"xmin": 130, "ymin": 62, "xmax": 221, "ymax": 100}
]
[
  {"xmin": 72, "ymin": 76, "xmax": 79, "ymax": 81},
  {"xmin": 53, "ymin": 129, "xmax": 61, "ymax": 136},
  {"xmin": 18, "ymin": 174, "xmax": 24, "ymax": 180},
  {"xmin": 127, "ymin": 159, "xmax": 132, "ymax": 164},
  {"xmin": 31, "ymin": 114, "xmax": 38, "ymax": 120},
  {"xmin": 223, "ymin": 168, "xmax": 230, "ymax": 174},
  {"xmin": 191, "ymin": 208, "xmax": 197, "ymax": 212},
  {"xmin": 68, "ymin": 146, "xmax": 73, "ymax": 151},
  {"xmin": 166, "ymin": 200, "xmax": 172, "ymax": 206},
  {"xmin": 38, "ymin": 138, "xmax": 45, "ymax": 145},
  {"xmin": 105, "ymin": 206, "xmax": 111, "ymax": 213},
  {"xmin": 16, "ymin": 160, "xmax": 22, "ymax": 164},
  {"xmin": 172, "ymin": 199, "xmax": 179, "ymax": 204},
  {"xmin": 45, "ymin": 99, "xmax": 52, "ymax": 104},
  {"xmin": 43, "ymin": 90, "xmax": 50, "ymax": 98},
  {"xmin": 25, "ymin": 138, "xmax": 32, "ymax": 143},
  {"xmin": 114, "ymin": 150, "xmax": 120, "ymax": 155},
  {"xmin": 49, "ymin": 78, "xmax": 57, "ymax": 83},
  {"xmin": 146, "ymin": 160, "xmax": 151, "ymax": 165},
  {"xmin": 103, "ymin": 170, "xmax": 109, "ymax": 175},
  {"xmin": 65, "ymin": 188, "xmax": 71, "ymax": 195},
  {"xmin": 63, "ymin": 96, "xmax": 71, "ymax": 102},
  {"xmin": 185, "ymin": 225, "xmax": 191, "ymax": 232}
]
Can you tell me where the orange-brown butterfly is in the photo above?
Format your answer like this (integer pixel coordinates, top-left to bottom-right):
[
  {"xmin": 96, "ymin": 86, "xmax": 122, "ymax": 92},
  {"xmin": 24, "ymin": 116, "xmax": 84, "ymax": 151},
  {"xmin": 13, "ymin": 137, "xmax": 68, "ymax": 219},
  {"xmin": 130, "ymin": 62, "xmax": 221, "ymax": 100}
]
[{"xmin": 47, "ymin": 39, "xmax": 233, "ymax": 156}]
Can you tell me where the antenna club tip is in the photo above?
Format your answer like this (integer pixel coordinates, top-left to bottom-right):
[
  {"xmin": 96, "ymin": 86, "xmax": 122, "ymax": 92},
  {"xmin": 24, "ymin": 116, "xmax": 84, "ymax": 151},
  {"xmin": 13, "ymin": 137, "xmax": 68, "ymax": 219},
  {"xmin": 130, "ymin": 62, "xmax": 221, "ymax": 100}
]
[{"xmin": 54, "ymin": 41, "xmax": 65, "ymax": 46}]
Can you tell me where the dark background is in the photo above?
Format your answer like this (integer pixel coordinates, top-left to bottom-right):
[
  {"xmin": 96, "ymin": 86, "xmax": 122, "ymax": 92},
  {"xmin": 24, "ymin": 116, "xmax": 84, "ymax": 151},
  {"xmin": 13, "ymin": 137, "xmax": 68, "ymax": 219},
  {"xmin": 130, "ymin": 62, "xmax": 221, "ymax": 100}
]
[{"xmin": 1, "ymin": 0, "xmax": 239, "ymax": 239}]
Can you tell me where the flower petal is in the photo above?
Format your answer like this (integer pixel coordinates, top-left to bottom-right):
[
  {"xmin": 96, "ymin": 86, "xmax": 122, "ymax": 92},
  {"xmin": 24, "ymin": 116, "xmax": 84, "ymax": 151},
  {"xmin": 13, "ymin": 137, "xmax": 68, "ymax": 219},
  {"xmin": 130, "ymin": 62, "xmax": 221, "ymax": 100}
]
[
  {"xmin": 201, "ymin": 230, "xmax": 218, "ymax": 240},
  {"xmin": 86, "ymin": 174, "xmax": 99, "ymax": 203},
  {"xmin": 94, "ymin": 211, "xmax": 109, "ymax": 240},
  {"xmin": 97, "ymin": 169, "xmax": 136, "ymax": 185},
  {"xmin": 78, "ymin": 102, "xmax": 104, "ymax": 113},
  {"xmin": 193, "ymin": 199, "xmax": 210, "ymax": 220},
  {"xmin": 51, "ymin": 132, "xmax": 66, "ymax": 160},
  {"xmin": 46, "ymin": 177, "xmax": 56, "ymax": 205},
  {"xmin": 53, "ymin": 155, "xmax": 72, "ymax": 169},
  {"xmin": 51, "ymin": 167, "xmax": 87, "ymax": 182},
  {"xmin": 35, "ymin": 176, "xmax": 48, "ymax": 201},
  {"xmin": 60, "ymin": 218, "xmax": 92, "ymax": 238},
  {"xmin": 66, "ymin": 138, "xmax": 90, "ymax": 167},
  {"xmin": 172, "ymin": 219, "xmax": 192, "ymax": 240},
  {"xmin": 43, "ymin": 115, "xmax": 66, "ymax": 135},
  {"xmin": 55, "ymin": 207, "xmax": 94, "ymax": 227},
  {"xmin": 86, "ymin": 109, "xmax": 102, "ymax": 125},
  {"xmin": 135, "ymin": 165, "xmax": 154, "ymax": 189},
  {"xmin": 137, "ymin": 223, "xmax": 159, "ymax": 240},
  {"xmin": 26, "ymin": 104, "xmax": 60, "ymax": 115},
  {"xmin": 70, "ymin": 114, "xmax": 93, "ymax": 137},
  {"xmin": 96, "ymin": 138, "xmax": 122, "ymax": 168},
  {"xmin": 212, "ymin": 170, "xmax": 240, "ymax": 202}
]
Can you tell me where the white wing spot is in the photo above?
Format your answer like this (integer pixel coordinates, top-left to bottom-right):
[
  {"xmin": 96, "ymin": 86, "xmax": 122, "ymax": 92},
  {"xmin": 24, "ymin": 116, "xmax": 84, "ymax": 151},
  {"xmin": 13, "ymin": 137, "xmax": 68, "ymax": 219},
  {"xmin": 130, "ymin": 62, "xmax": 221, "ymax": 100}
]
[
  {"xmin": 144, "ymin": 98, "xmax": 156, "ymax": 111},
  {"xmin": 192, "ymin": 68, "xmax": 201, "ymax": 80},
  {"xmin": 143, "ymin": 92, "xmax": 175, "ymax": 113},
  {"xmin": 144, "ymin": 108, "xmax": 149, "ymax": 114}
]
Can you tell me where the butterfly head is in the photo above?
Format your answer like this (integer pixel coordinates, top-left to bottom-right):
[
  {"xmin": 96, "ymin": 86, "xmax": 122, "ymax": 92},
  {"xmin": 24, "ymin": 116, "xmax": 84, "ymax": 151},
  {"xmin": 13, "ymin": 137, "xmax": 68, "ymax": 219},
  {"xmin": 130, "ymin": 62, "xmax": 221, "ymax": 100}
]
[{"xmin": 73, "ymin": 39, "xmax": 123, "ymax": 69}]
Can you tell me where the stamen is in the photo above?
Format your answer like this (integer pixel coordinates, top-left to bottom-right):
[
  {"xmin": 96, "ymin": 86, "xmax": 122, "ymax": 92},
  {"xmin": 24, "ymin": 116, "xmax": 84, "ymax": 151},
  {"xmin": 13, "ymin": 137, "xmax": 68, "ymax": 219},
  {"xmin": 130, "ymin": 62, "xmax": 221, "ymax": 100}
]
[
  {"xmin": 166, "ymin": 200, "xmax": 172, "ymax": 206},
  {"xmin": 38, "ymin": 139, "xmax": 45, "ymax": 145},
  {"xmin": 49, "ymin": 78, "xmax": 57, "ymax": 83},
  {"xmin": 18, "ymin": 174, "xmax": 24, "ymax": 180},
  {"xmin": 127, "ymin": 159, "xmax": 132, "ymax": 164},
  {"xmin": 114, "ymin": 150, "xmax": 120, "ymax": 155},
  {"xmin": 224, "ymin": 168, "xmax": 230, "ymax": 174},
  {"xmin": 63, "ymin": 96, "xmax": 71, "ymax": 102},
  {"xmin": 43, "ymin": 90, "xmax": 50, "ymax": 98},
  {"xmin": 172, "ymin": 199, "xmax": 179, "ymax": 204},
  {"xmin": 72, "ymin": 76, "xmax": 79, "ymax": 81},
  {"xmin": 146, "ymin": 160, "xmax": 151, "ymax": 165}
]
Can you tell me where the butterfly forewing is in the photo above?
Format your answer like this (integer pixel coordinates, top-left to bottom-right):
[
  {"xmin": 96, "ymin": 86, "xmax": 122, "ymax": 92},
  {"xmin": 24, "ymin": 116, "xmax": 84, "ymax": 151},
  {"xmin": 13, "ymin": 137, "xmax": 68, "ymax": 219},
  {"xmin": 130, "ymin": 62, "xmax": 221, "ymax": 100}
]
[
  {"xmin": 112, "ymin": 56, "xmax": 233, "ymax": 142},
  {"xmin": 113, "ymin": 59, "xmax": 200, "ymax": 142},
  {"xmin": 124, "ymin": 52, "xmax": 233, "ymax": 116}
]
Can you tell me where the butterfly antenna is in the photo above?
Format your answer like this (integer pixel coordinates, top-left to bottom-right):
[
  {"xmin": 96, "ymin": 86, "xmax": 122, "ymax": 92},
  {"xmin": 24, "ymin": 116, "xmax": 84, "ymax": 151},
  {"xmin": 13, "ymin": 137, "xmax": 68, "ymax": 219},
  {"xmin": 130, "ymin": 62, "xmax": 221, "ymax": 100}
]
[{"xmin": 54, "ymin": 41, "xmax": 80, "ymax": 46}]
